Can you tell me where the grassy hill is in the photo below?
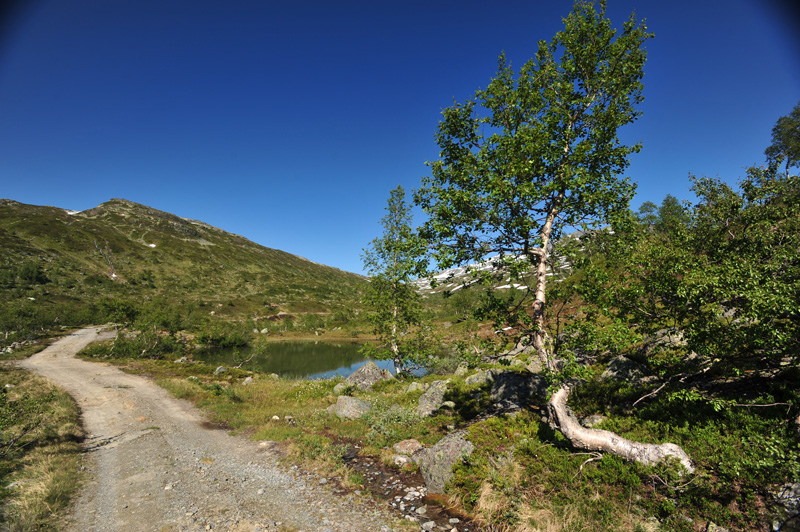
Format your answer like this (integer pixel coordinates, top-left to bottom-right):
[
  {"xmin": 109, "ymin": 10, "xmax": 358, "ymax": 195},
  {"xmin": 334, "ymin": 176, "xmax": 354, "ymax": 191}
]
[{"xmin": 0, "ymin": 198, "xmax": 366, "ymax": 339}]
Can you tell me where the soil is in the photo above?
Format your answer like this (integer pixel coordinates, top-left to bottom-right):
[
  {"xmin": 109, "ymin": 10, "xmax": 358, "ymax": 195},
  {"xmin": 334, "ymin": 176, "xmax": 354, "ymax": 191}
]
[{"xmin": 18, "ymin": 327, "xmax": 404, "ymax": 532}]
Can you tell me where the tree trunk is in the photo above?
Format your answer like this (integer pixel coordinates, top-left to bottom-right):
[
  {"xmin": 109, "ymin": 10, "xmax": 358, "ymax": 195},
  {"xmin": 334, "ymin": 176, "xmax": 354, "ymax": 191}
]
[
  {"xmin": 547, "ymin": 385, "xmax": 695, "ymax": 473},
  {"xmin": 530, "ymin": 195, "xmax": 562, "ymax": 373}
]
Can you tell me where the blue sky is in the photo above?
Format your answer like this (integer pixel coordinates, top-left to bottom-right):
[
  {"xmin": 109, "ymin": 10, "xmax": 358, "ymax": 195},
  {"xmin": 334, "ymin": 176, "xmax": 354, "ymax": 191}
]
[{"xmin": 1, "ymin": 0, "xmax": 798, "ymax": 274}]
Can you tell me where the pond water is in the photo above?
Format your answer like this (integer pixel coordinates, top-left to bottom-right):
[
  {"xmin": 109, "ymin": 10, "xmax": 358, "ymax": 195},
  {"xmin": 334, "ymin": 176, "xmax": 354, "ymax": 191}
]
[{"xmin": 192, "ymin": 341, "xmax": 395, "ymax": 380}]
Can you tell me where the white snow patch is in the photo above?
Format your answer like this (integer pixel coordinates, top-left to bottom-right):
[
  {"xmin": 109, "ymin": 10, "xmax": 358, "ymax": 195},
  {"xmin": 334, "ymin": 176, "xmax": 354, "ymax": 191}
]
[
  {"xmin": 65, "ymin": 210, "xmax": 80, "ymax": 215},
  {"xmin": 496, "ymin": 283, "xmax": 528, "ymax": 290}
]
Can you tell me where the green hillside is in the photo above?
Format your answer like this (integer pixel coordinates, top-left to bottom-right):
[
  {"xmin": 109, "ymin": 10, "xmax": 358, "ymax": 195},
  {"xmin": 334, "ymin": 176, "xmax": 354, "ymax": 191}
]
[{"xmin": 0, "ymin": 198, "xmax": 366, "ymax": 339}]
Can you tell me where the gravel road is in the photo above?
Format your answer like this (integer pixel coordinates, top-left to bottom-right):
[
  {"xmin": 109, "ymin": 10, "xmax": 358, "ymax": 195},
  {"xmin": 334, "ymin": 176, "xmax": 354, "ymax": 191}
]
[{"xmin": 19, "ymin": 327, "xmax": 400, "ymax": 532}]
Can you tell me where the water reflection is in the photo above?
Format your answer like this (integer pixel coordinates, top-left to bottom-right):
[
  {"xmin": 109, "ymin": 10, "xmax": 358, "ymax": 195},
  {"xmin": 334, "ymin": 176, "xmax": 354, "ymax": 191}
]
[{"xmin": 193, "ymin": 341, "xmax": 394, "ymax": 379}]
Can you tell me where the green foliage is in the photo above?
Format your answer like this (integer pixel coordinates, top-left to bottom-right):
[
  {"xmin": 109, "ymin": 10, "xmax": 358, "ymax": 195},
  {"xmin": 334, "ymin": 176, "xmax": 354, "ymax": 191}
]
[
  {"xmin": 108, "ymin": 330, "xmax": 184, "ymax": 360},
  {"xmin": 361, "ymin": 186, "xmax": 429, "ymax": 374},
  {"xmin": 0, "ymin": 388, "xmax": 52, "ymax": 463},
  {"xmin": 195, "ymin": 321, "xmax": 250, "ymax": 348},
  {"xmin": 0, "ymin": 198, "xmax": 367, "ymax": 344},
  {"xmin": 0, "ymin": 368, "xmax": 84, "ymax": 531},
  {"xmin": 765, "ymin": 99, "xmax": 800, "ymax": 174},
  {"xmin": 415, "ymin": 0, "xmax": 651, "ymax": 369},
  {"xmin": 363, "ymin": 402, "xmax": 420, "ymax": 446},
  {"xmin": 17, "ymin": 262, "xmax": 50, "ymax": 286}
]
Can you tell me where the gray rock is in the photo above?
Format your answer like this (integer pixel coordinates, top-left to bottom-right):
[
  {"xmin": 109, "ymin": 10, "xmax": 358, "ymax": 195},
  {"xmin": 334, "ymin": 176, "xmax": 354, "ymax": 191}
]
[
  {"xmin": 406, "ymin": 381, "xmax": 426, "ymax": 393},
  {"xmin": 454, "ymin": 365, "xmax": 469, "ymax": 377},
  {"xmin": 526, "ymin": 357, "xmax": 544, "ymax": 374},
  {"xmin": 393, "ymin": 455, "xmax": 412, "ymax": 467},
  {"xmin": 639, "ymin": 328, "xmax": 688, "ymax": 358},
  {"xmin": 213, "ymin": 366, "xmax": 227, "ymax": 375},
  {"xmin": 707, "ymin": 523, "xmax": 729, "ymax": 532},
  {"xmin": 422, "ymin": 521, "xmax": 436, "ymax": 531},
  {"xmin": 327, "ymin": 396, "xmax": 373, "ymax": 420},
  {"xmin": 600, "ymin": 356, "xmax": 645, "ymax": 381},
  {"xmin": 489, "ymin": 371, "xmax": 547, "ymax": 411},
  {"xmin": 465, "ymin": 370, "xmax": 495, "ymax": 387},
  {"xmin": 332, "ymin": 382, "xmax": 350, "ymax": 395},
  {"xmin": 413, "ymin": 430, "xmax": 474, "ymax": 494},
  {"xmin": 581, "ymin": 414, "xmax": 607, "ymax": 428},
  {"xmin": 416, "ymin": 380, "xmax": 449, "ymax": 417},
  {"xmin": 772, "ymin": 482, "xmax": 800, "ymax": 531},
  {"xmin": 344, "ymin": 361, "xmax": 394, "ymax": 390},
  {"xmin": 241, "ymin": 376, "xmax": 254, "ymax": 386}
]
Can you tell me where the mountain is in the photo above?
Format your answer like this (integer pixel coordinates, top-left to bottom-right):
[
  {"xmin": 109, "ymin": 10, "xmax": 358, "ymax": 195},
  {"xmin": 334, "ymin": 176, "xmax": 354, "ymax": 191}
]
[{"xmin": 0, "ymin": 198, "xmax": 365, "ymax": 318}]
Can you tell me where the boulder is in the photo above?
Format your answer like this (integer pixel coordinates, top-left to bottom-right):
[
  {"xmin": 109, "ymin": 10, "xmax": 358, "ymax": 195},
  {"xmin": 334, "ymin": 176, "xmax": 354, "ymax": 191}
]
[
  {"xmin": 600, "ymin": 356, "xmax": 645, "ymax": 381},
  {"xmin": 393, "ymin": 439, "xmax": 424, "ymax": 456},
  {"xmin": 393, "ymin": 455, "xmax": 413, "ymax": 467},
  {"xmin": 213, "ymin": 366, "xmax": 227, "ymax": 375},
  {"xmin": 332, "ymin": 382, "xmax": 351, "ymax": 395},
  {"xmin": 327, "ymin": 396, "xmax": 373, "ymax": 420},
  {"xmin": 489, "ymin": 371, "xmax": 547, "ymax": 411},
  {"xmin": 344, "ymin": 362, "xmax": 394, "ymax": 390},
  {"xmin": 465, "ymin": 369, "xmax": 495, "ymax": 387},
  {"xmin": 638, "ymin": 328, "xmax": 688, "ymax": 357},
  {"xmin": 772, "ymin": 482, "xmax": 800, "ymax": 531},
  {"xmin": 407, "ymin": 381, "xmax": 428, "ymax": 393},
  {"xmin": 413, "ymin": 431, "xmax": 474, "ymax": 494},
  {"xmin": 580, "ymin": 414, "xmax": 607, "ymax": 428},
  {"xmin": 416, "ymin": 380, "xmax": 449, "ymax": 417}
]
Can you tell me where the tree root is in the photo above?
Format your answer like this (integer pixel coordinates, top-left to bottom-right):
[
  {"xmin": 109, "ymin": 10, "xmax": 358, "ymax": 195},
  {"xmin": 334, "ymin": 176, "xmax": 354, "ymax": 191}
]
[{"xmin": 547, "ymin": 385, "xmax": 695, "ymax": 474}]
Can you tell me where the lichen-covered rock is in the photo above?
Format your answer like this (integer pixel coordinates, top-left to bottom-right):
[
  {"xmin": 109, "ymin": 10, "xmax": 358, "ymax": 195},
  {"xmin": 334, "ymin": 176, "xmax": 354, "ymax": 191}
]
[
  {"xmin": 454, "ymin": 365, "xmax": 469, "ymax": 377},
  {"xmin": 344, "ymin": 362, "xmax": 394, "ymax": 390},
  {"xmin": 406, "ymin": 381, "xmax": 427, "ymax": 394},
  {"xmin": 638, "ymin": 328, "xmax": 687, "ymax": 358},
  {"xmin": 490, "ymin": 371, "xmax": 547, "ymax": 411},
  {"xmin": 580, "ymin": 414, "xmax": 607, "ymax": 428},
  {"xmin": 465, "ymin": 369, "xmax": 495, "ymax": 386},
  {"xmin": 326, "ymin": 396, "xmax": 373, "ymax": 420},
  {"xmin": 600, "ymin": 356, "xmax": 645, "ymax": 381},
  {"xmin": 413, "ymin": 431, "xmax": 474, "ymax": 494},
  {"xmin": 416, "ymin": 380, "xmax": 449, "ymax": 417},
  {"xmin": 332, "ymin": 382, "xmax": 352, "ymax": 395}
]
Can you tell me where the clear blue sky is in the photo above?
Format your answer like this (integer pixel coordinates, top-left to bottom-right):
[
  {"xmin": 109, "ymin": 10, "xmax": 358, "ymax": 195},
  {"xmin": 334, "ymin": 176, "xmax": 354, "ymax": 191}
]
[{"xmin": 1, "ymin": 0, "xmax": 798, "ymax": 274}]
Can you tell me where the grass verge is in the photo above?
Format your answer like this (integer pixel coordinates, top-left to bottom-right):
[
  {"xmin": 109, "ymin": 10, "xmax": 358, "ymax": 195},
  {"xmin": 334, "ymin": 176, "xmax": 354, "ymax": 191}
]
[
  {"xmin": 0, "ymin": 367, "xmax": 84, "ymax": 531},
  {"xmin": 77, "ymin": 340, "xmax": 800, "ymax": 532}
]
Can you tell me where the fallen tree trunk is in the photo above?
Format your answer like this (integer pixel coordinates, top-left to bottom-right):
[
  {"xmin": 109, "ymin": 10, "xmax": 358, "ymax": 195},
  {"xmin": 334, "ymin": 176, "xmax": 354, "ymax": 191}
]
[{"xmin": 547, "ymin": 385, "xmax": 695, "ymax": 474}]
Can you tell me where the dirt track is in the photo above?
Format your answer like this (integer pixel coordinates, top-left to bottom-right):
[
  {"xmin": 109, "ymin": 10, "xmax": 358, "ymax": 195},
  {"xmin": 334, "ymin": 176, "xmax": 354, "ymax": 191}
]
[{"xmin": 20, "ymin": 327, "xmax": 398, "ymax": 532}]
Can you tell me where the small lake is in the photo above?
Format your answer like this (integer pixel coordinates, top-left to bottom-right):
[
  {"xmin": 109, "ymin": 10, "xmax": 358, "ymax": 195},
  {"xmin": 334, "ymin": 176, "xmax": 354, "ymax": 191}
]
[{"xmin": 192, "ymin": 341, "xmax": 395, "ymax": 379}]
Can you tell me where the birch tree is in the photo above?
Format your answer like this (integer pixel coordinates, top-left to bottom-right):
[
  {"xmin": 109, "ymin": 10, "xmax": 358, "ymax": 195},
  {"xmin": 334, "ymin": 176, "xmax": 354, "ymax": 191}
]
[
  {"xmin": 361, "ymin": 186, "xmax": 428, "ymax": 375},
  {"xmin": 416, "ymin": 1, "xmax": 693, "ymax": 470}
]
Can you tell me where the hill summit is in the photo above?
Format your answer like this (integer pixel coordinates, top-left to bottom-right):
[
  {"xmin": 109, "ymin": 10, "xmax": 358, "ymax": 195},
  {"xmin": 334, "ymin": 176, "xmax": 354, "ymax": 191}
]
[{"xmin": 0, "ymin": 198, "xmax": 364, "ymax": 317}]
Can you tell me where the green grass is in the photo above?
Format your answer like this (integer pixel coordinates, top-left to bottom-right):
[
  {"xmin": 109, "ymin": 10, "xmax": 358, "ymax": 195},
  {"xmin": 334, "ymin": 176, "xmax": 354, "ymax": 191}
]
[
  {"xmin": 0, "ymin": 367, "xmax": 85, "ymax": 531},
  {"xmin": 0, "ymin": 198, "xmax": 369, "ymax": 349},
  {"xmin": 80, "ymin": 346, "xmax": 800, "ymax": 532}
]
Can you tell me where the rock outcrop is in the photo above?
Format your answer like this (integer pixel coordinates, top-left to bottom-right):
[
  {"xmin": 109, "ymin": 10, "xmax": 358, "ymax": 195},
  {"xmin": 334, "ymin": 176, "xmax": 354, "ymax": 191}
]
[
  {"xmin": 413, "ymin": 431, "xmax": 474, "ymax": 494},
  {"xmin": 327, "ymin": 396, "xmax": 373, "ymax": 420},
  {"xmin": 342, "ymin": 362, "xmax": 393, "ymax": 391},
  {"xmin": 416, "ymin": 380, "xmax": 449, "ymax": 417}
]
